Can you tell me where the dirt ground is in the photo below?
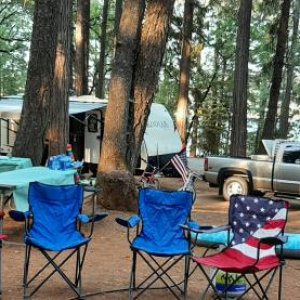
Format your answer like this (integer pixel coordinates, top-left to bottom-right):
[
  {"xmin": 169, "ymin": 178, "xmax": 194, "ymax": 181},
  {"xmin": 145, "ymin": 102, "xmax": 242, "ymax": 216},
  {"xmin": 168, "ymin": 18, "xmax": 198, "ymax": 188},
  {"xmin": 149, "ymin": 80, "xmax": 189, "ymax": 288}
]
[{"xmin": 1, "ymin": 177, "xmax": 300, "ymax": 299}]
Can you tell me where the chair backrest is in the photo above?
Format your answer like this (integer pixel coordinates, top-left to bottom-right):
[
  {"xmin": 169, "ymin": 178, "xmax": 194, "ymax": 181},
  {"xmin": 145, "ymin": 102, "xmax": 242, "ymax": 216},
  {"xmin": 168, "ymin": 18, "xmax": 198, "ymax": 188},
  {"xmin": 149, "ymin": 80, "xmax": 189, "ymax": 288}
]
[
  {"xmin": 28, "ymin": 182, "xmax": 84, "ymax": 241},
  {"xmin": 229, "ymin": 195, "xmax": 289, "ymax": 250},
  {"xmin": 138, "ymin": 188, "xmax": 193, "ymax": 245}
]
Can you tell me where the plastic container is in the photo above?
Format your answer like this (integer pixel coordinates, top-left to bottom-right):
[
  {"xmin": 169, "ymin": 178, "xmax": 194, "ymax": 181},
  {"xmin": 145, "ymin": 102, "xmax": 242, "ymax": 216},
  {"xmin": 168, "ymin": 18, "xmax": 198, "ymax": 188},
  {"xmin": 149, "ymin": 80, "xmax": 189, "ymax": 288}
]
[{"xmin": 211, "ymin": 269, "xmax": 247, "ymax": 299}]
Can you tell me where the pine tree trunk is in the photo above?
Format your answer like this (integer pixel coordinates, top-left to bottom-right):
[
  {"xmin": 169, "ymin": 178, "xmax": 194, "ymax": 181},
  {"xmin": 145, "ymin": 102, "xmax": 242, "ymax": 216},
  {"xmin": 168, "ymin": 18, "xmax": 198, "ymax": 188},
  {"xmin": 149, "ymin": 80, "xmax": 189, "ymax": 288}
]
[
  {"xmin": 258, "ymin": 0, "xmax": 291, "ymax": 153},
  {"xmin": 75, "ymin": 0, "xmax": 90, "ymax": 96},
  {"xmin": 176, "ymin": 0, "xmax": 194, "ymax": 144},
  {"xmin": 278, "ymin": 0, "xmax": 299, "ymax": 139},
  {"xmin": 114, "ymin": 0, "xmax": 123, "ymax": 37},
  {"xmin": 12, "ymin": 0, "xmax": 59, "ymax": 165},
  {"xmin": 48, "ymin": 0, "xmax": 72, "ymax": 156},
  {"xmin": 97, "ymin": 0, "xmax": 145, "ymax": 211},
  {"xmin": 130, "ymin": 0, "xmax": 176, "ymax": 170},
  {"xmin": 190, "ymin": 113, "xmax": 199, "ymax": 157},
  {"xmin": 230, "ymin": 0, "xmax": 252, "ymax": 157},
  {"xmin": 96, "ymin": 0, "xmax": 109, "ymax": 99}
]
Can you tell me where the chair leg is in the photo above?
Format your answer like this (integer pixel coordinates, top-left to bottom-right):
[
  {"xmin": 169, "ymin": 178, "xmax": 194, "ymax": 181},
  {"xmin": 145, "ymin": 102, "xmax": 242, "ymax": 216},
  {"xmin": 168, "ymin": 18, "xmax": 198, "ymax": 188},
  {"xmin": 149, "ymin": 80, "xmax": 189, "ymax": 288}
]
[
  {"xmin": 129, "ymin": 250, "xmax": 137, "ymax": 300},
  {"xmin": 23, "ymin": 244, "xmax": 31, "ymax": 298},
  {"xmin": 75, "ymin": 244, "xmax": 88, "ymax": 293},
  {"xmin": 278, "ymin": 263, "xmax": 284, "ymax": 300},
  {"xmin": 75, "ymin": 248, "xmax": 82, "ymax": 294},
  {"xmin": 183, "ymin": 255, "xmax": 190, "ymax": 299}
]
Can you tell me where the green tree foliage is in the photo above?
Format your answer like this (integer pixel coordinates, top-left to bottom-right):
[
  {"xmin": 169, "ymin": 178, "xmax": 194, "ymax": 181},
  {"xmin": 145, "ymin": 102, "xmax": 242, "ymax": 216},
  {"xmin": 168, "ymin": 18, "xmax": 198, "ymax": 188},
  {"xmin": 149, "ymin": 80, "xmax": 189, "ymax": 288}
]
[
  {"xmin": 0, "ymin": 1, "xmax": 32, "ymax": 96},
  {"xmin": 2, "ymin": 0, "xmax": 300, "ymax": 157}
]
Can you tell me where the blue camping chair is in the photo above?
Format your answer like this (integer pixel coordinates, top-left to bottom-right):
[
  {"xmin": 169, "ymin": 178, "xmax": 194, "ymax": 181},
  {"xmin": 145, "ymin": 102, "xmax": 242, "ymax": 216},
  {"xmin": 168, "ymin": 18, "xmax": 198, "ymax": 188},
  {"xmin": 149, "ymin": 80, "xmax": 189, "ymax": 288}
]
[
  {"xmin": 116, "ymin": 188, "xmax": 194, "ymax": 299},
  {"xmin": 9, "ymin": 182, "xmax": 107, "ymax": 298}
]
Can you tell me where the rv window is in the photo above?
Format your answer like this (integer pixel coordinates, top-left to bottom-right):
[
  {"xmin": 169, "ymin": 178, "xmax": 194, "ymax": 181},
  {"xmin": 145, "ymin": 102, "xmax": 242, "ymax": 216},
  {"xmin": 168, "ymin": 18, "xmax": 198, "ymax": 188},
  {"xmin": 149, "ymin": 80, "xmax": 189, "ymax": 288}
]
[{"xmin": 87, "ymin": 114, "xmax": 98, "ymax": 132}]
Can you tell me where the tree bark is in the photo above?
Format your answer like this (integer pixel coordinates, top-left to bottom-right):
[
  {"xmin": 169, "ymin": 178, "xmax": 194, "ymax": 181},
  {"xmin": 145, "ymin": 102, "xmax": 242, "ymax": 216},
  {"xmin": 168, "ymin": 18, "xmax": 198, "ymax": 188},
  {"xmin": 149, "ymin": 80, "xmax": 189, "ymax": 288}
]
[
  {"xmin": 75, "ymin": 0, "xmax": 90, "ymax": 96},
  {"xmin": 230, "ymin": 0, "xmax": 252, "ymax": 157},
  {"xmin": 176, "ymin": 0, "xmax": 194, "ymax": 144},
  {"xmin": 114, "ymin": 0, "xmax": 123, "ymax": 38},
  {"xmin": 97, "ymin": 0, "xmax": 145, "ymax": 211},
  {"xmin": 12, "ymin": 0, "xmax": 59, "ymax": 165},
  {"xmin": 48, "ymin": 0, "xmax": 72, "ymax": 156},
  {"xmin": 131, "ymin": 0, "xmax": 176, "ymax": 171},
  {"xmin": 189, "ymin": 110, "xmax": 199, "ymax": 157},
  {"xmin": 96, "ymin": 0, "xmax": 109, "ymax": 99},
  {"xmin": 278, "ymin": 0, "xmax": 299, "ymax": 139},
  {"xmin": 258, "ymin": 0, "xmax": 291, "ymax": 152}
]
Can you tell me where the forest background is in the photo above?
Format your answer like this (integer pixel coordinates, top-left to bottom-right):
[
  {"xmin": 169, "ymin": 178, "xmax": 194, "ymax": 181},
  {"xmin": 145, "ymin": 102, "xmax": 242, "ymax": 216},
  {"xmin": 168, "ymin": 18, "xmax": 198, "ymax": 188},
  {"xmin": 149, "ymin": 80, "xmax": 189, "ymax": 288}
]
[{"xmin": 0, "ymin": 0, "xmax": 299, "ymax": 209}]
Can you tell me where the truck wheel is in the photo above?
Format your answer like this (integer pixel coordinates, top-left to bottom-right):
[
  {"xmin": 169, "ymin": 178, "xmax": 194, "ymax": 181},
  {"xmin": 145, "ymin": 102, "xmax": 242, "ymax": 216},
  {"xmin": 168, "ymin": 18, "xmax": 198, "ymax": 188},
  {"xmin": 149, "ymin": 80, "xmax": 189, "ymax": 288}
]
[{"xmin": 223, "ymin": 176, "xmax": 248, "ymax": 201}]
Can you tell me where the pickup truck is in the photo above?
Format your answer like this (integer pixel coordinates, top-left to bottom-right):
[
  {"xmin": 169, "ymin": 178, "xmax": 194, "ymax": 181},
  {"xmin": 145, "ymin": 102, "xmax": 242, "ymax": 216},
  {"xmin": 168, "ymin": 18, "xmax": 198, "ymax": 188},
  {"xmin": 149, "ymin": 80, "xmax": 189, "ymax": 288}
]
[{"xmin": 203, "ymin": 140, "xmax": 300, "ymax": 201}]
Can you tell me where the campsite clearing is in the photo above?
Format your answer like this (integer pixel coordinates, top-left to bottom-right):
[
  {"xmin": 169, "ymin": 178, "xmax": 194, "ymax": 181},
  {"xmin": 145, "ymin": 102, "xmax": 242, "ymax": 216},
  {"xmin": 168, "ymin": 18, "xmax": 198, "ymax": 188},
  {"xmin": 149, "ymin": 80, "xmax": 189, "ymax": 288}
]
[{"xmin": 1, "ymin": 177, "xmax": 300, "ymax": 299}]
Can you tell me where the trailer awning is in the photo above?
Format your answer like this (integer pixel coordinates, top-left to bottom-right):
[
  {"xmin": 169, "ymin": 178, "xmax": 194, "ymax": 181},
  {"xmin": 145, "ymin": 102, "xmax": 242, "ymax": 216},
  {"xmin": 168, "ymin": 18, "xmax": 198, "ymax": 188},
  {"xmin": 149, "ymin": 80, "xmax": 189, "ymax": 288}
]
[{"xmin": 0, "ymin": 97, "xmax": 107, "ymax": 119}]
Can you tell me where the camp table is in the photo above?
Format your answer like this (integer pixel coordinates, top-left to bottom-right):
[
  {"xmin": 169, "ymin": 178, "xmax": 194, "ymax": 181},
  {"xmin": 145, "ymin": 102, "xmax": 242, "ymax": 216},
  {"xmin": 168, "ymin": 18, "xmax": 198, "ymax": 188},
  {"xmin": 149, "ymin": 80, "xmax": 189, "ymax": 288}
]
[
  {"xmin": 0, "ymin": 167, "xmax": 75, "ymax": 211},
  {"xmin": 0, "ymin": 156, "xmax": 32, "ymax": 173}
]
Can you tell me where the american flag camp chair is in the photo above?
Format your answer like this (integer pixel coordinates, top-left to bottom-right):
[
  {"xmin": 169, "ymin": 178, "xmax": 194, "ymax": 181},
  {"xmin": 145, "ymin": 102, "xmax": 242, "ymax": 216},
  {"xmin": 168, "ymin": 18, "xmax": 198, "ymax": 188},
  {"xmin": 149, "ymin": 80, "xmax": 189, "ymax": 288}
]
[
  {"xmin": 9, "ymin": 182, "xmax": 107, "ymax": 298},
  {"xmin": 116, "ymin": 188, "xmax": 194, "ymax": 299},
  {"xmin": 192, "ymin": 194, "xmax": 289, "ymax": 300}
]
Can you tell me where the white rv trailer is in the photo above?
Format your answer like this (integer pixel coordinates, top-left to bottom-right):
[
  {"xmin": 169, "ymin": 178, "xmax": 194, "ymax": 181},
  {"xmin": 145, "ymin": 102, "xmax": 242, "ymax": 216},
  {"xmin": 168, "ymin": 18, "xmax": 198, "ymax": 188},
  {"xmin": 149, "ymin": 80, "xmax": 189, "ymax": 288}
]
[{"xmin": 0, "ymin": 95, "xmax": 182, "ymax": 174}]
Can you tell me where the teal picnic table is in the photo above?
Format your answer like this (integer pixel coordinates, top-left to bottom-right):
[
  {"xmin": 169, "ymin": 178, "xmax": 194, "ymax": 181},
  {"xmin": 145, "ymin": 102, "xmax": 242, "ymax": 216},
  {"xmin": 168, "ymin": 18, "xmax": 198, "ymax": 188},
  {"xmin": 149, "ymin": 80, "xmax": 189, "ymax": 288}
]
[
  {"xmin": 0, "ymin": 156, "xmax": 32, "ymax": 173},
  {"xmin": 0, "ymin": 166, "xmax": 76, "ymax": 212}
]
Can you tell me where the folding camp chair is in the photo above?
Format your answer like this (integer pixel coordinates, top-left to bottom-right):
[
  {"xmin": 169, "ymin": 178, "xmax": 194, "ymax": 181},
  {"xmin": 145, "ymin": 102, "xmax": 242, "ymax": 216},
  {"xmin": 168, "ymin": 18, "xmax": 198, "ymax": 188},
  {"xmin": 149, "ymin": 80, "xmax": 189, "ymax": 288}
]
[
  {"xmin": 9, "ymin": 182, "xmax": 108, "ymax": 298},
  {"xmin": 116, "ymin": 188, "xmax": 194, "ymax": 299},
  {"xmin": 192, "ymin": 194, "xmax": 289, "ymax": 300}
]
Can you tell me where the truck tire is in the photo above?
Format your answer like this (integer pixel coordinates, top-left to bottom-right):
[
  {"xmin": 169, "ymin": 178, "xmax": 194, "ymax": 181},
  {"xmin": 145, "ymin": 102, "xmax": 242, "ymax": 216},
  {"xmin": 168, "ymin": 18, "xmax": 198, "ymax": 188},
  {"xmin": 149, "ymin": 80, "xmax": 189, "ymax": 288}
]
[{"xmin": 223, "ymin": 176, "xmax": 248, "ymax": 201}]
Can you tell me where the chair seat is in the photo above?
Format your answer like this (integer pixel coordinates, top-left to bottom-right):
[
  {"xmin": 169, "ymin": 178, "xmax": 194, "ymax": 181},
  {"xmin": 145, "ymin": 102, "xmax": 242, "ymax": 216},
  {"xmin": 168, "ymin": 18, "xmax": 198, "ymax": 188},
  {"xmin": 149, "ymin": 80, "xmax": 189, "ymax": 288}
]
[
  {"xmin": 132, "ymin": 235, "xmax": 190, "ymax": 257},
  {"xmin": 25, "ymin": 231, "xmax": 90, "ymax": 251},
  {"xmin": 193, "ymin": 248, "xmax": 281, "ymax": 273}
]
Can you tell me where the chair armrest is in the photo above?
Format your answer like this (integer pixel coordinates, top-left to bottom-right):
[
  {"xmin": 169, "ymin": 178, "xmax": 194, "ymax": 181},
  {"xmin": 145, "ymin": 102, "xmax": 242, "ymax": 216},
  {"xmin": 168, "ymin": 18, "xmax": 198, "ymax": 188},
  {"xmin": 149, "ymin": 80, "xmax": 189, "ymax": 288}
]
[
  {"xmin": 83, "ymin": 186, "xmax": 102, "ymax": 194},
  {"xmin": 259, "ymin": 235, "xmax": 288, "ymax": 246},
  {"xmin": 88, "ymin": 212, "xmax": 108, "ymax": 223},
  {"xmin": 248, "ymin": 235, "xmax": 288, "ymax": 265},
  {"xmin": 180, "ymin": 223, "xmax": 229, "ymax": 234},
  {"xmin": 9, "ymin": 210, "xmax": 32, "ymax": 235},
  {"xmin": 78, "ymin": 214, "xmax": 90, "ymax": 223},
  {"xmin": 116, "ymin": 215, "xmax": 141, "ymax": 228},
  {"xmin": 9, "ymin": 210, "xmax": 31, "ymax": 222},
  {"xmin": 78, "ymin": 212, "xmax": 108, "ymax": 224},
  {"xmin": 116, "ymin": 215, "xmax": 141, "ymax": 245},
  {"xmin": 199, "ymin": 224, "xmax": 230, "ymax": 234}
]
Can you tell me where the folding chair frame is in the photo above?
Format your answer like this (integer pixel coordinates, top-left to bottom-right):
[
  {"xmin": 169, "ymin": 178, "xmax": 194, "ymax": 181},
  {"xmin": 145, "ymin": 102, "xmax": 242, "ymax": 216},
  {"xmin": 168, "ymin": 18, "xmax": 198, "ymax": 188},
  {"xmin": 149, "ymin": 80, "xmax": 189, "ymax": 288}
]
[
  {"xmin": 10, "ymin": 184, "xmax": 107, "ymax": 299},
  {"xmin": 192, "ymin": 195, "xmax": 289, "ymax": 300},
  {"xmin": 116, "ymin": 189, "xmax": 194, "ymax": 300},
  {"xmin": 197, "ymin": 260, "xmax": 285, "ymax": 300},
  {"xmin": 23, "ymin": 242, "xmax": 89, "ymax": 298},
  {"xmin": 129, "ymin": 250, "xmax": 191, "ymax": 300}
]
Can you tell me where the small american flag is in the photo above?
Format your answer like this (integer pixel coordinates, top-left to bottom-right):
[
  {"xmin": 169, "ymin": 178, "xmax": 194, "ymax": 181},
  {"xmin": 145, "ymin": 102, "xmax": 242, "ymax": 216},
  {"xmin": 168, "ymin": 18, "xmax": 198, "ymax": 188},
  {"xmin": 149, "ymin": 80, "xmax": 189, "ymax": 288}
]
[{"xmin": 171, "ymin": 153, "xmax": 188, "ymax": 183}]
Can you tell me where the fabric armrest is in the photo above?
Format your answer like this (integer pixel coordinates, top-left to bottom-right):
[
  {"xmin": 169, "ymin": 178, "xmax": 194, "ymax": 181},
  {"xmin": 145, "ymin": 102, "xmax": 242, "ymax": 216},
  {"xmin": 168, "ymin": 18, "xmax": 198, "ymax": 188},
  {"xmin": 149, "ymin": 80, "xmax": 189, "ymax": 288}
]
[
  {"xmin": 78, "ymin": 212, "xmax": 108, "ymax": 223},
  {"xmin": 9, "ymin": 210, "xmax": 31, "ymax": 222},
  {"xmin": 83, "ymin": 186, "xmax": 102, "ymax": 194},
  {"xmin": 116, "ymin": 215, "xmax": 141, "ymax": 228},
  {"xmin": 78, "ymin": 214, "xmax": 90, "ymax": 223},
  {"xmin": 180, "ymin": 223, "xmax": 229, "ymax": 234},
  {"xmin": 89, "ymin": 212, "xmax": 108, "ymax": 223},
  {"xmin": 260, "ymin": 235, "xmax": 288, "ymax": 246}
]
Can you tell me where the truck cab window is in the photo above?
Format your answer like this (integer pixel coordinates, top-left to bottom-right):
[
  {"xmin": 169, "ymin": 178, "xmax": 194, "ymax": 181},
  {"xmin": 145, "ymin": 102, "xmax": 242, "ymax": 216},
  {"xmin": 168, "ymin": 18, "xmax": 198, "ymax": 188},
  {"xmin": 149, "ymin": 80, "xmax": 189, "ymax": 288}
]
[{"xmin": 282, "ymin": 148, "xmax": 300, "ymax": 164}]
